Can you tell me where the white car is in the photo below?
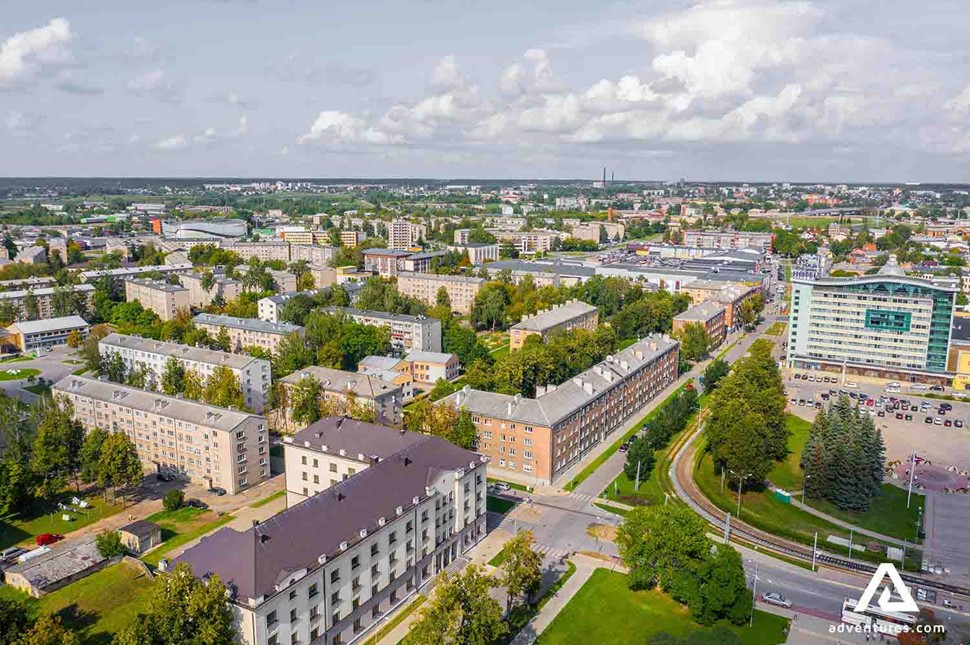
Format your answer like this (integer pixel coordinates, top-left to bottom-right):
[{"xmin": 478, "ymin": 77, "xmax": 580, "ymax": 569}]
[
  {"xmin": 845, "ymin": 382, "xmax": 859, "ymax": 388},
  {"xmin": 910, "ymin": 384, "xmax": 927, "ymax": 391},
  {"xmin": 761, "ymin": 592, "xmax": 792, "ymax": 608}
]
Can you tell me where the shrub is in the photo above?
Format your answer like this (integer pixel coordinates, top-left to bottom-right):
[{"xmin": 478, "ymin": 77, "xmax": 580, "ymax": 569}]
[{"xmin": 163, "ymin": 489, "xmax": 184, "ymax": 512}]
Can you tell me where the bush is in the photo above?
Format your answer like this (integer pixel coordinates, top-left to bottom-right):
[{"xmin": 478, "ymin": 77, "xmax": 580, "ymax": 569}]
[
  {"xmin": 163, "ymin": 489, "xmax": 184, "ymax": 512},
  {"xmin": 95, "ymin": 529, "xmax": 125, "ymax": 558}
]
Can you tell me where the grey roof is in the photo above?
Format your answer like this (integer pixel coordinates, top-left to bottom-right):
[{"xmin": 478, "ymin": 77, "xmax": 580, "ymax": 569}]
[
  {"xmin": 193, "ymin": 313, "xmax": 303, "ymax": 335},
  {"xmin": 440, "ymin": 335, "xmax": 680, "ymax": 427},
  {"xmin": 5, "ymin": 538, "xmax": 105, "ymax": 590},
  {"xmin": 126, "ymin": 278, "xmax": 187, "ymax": 293},
  {"xmin": 363, "ymin": 249, "xmax": 412, "ymax": 258},
  {"xmin": 100, "ymin": 333, "xmax": 264, "ymax": 370},
  {"xmin": 174, "ymin": 428, "xmax": 482, "ymax": 602},
  {"xmin": 359, "ymin": 355, "xmax": 403, "ymax": 371},
  {"xmin": 404, "ymin": 350, "xmax": 456, "ymax": 364},
  {"xmin": 484, "ymin": 259, "xmax": 596, "ymax": 278},
  {"xmin": 405, "ymin": 251, "xmax": 448, "ymax": 261},
  {"xmin": 510, "ymin": 300, "xmax": 598, "ymax": 333},
  {"xmin": 397, "ymin": 273, "xmax": 485, "ymax": 285},
  {"xmin": 674, "ymin": 301, "xmax": 726, "ymax": 322},
  {"xmin": 53, "ymin": 374, "xmax": 264, "ymax": 433},
  {"xmin": 287, "ymin": 417, "xmax": 425, "ymax": 461},
  {"xmin": 7, "ymin": 315, "xmax": 89, "ymax": 335},
  {"xmin": 877, "ymin": 254, "xmax": 907, "ymax": 277},
  {"xmin": 120, "ymin": 520, "xmax": 160, "ymax": 540},
  {"xmin": 80, "ymin": 264, "xmax": 193, "ymax": 280},
  {"xmin": 953, "ymin": 317, "xmax": 970, "ymax": 344},
  {"xmin": 280, "ymin": 365, "xmax": 400, "ymax": 399},
  {"xmin": 324, "ymin": 306, "xmax": 433, "ymax": 325},
  {"xmin": 0, "ymin": 284, "xmax": 95, "ymax": 300}
]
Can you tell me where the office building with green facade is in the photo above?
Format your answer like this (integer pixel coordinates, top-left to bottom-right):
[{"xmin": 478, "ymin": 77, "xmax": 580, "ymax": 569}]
[{"xmin": 786, "ymin": 256, "xmax": 957, "ymax": 384}]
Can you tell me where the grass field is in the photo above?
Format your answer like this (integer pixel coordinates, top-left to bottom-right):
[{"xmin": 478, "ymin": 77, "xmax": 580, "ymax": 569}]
[
  {"xmin": 537, "ymin": 569, "xmax": 788, "ymax": 645},
  {"xmin": 251, "ymin": 489, "xmax": 286, "ymax": 508},
  {"xmin": 0, "ymin": 355, "xmax": 32, "ymax": 363},
  {"xmin": 808, "ymin": 484, "xmax": 923, "ymax": 543},
  {"xmin": 141, "ymin": 507, "xmax": 235, "ymax": 567},
  {"xmin": 0, "ymin": 560, "xmax": 154, "ymax": 645},
  {"xmin": 785, "ymin": 216, "xmax": 840, "ymax": 229},
  {"xmin": 765, "ymin": 415, "xmax": 812, "ymax": 491},
  {"xmin": 0, "ymin": 368, "xmax": 40, "ymax": 381},
  {"xmin": 486, "ymin": 495, "xmax": 516, "ymax": 514},
  {"xmin": 479, "ymin": 330, "xmax": 510, "ymax": 357},
  {"xmin": 0, "ymin": 491, "xmax": 123, "ymax": 550},
  {"xmin": 764, "ymin": 321, "xmax": 788, "ymax": 336},
  {"xmin": 592, "ymin": 502, "xmax": 630, "ymax": 517}
]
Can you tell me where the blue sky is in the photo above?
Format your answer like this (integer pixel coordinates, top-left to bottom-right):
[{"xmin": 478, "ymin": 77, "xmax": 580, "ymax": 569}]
[{"xmin": 2, "ymin": 0, "xmax": 969, "ymax": 181}]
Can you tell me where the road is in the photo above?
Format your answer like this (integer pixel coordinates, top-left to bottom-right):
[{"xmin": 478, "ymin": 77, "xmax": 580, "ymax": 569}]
[{"xmin": 0, "ymin": 345, "xmax": 80, "ymax": 401}]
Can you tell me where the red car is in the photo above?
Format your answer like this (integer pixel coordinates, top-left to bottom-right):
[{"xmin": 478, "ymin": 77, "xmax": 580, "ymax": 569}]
[{"xmin": 36, "ymin": 533, "xmax": 63, "ymax": 546}]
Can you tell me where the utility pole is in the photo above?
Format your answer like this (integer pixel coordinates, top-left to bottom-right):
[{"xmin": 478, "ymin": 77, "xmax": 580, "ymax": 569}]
[
  {"xmin": 724, "ymin": 512, "xmax": 731, "ymax": 544},
  {"xmin": 812, "ymin": 531, "xmax": 818, "ymax": 572},
  {"xmin": 750, "ymin": 560, "xmax": 759, "ymax": 627},
  {"xmin": 635, "ymin": 460, "xmax": 641, "ymax": 492},
  {"xmin": 721, "ymin": 469, "xmax": 726, "ymax": 493},
  {"xmin": 907, "ymin": 450, "xmax": 917, "ymax": 508},
  {"xmin": 848, "ymin": 528, "xmax": 854, "ymax": 556}
]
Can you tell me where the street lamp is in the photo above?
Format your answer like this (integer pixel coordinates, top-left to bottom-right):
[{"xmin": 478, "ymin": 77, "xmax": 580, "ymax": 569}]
[
  {"xmin": 801, "ymin": 474, "xmax": 811, "ymax": 504},
  {"xmin": 729, "ymin": 469, "xmax": 751, "ymax": 517}
]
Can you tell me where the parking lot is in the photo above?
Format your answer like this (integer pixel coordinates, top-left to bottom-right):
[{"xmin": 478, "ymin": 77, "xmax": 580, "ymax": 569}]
[{"xmin": 785, "ymin": 371, "xmax": 970, "ymax": 472}]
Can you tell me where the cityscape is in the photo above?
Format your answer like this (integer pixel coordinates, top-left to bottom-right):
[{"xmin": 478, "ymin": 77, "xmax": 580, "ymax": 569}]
[{"xmin": 3, "ymin": 2, "xmax": 970, "ymax": 645}]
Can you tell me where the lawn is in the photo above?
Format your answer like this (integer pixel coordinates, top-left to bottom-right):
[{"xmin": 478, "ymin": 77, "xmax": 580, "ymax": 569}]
[
  {"xmin": 592, "ymin": 502, "xmax": 630, "ymax": 517},
  {"xmin": 764, "ymin": 321, "xmax": 788, "ymax": 336},
  {"xmin": 141, "ymin": 507, "xmax": 235, "ymax": 567},
  {"xmin": 765, "ymin": 415, "xmax": 812, "ymax": 491},
  {"xmin": 486, "ymin": 495, "xmax": 516, "ymax": 514},
  {"xmin": 487, "ymin": 477, "xmax": 531, "ymax": 492},
  {"xmin": 0, "ymin": 560, "xmax": 155, "ymax": 645},
  {"xmin": 251, "ymin": 489, "xmax": 286, "ymax": 508},
  {"xmin": 488, "ymin": 547, "xmax": 508, "ymax": 567},
  {"xmin": 537, "ymin": 569, "xmax": 788, "ymax": 645},
  {"xmin": 0, "ymin": 491, "xmax": 124, "ymax": 550},
  {"xmin": 0, "ymin": 355, "xmax": 32, "ymax": 363},
  {"xmin": 23, "ymin": 383, "xmax": 52, "ymax": 396},
  {"xmin": 0, "ymin": 368, "xmax": 40, "ymax": 381},
  {"xmin": 808, "ymin": 484, "xmax": 923, "ymax": 544}
]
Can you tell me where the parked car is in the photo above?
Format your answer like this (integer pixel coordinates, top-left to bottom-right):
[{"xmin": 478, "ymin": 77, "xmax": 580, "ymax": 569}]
[
  {"xmin": 36, "ymin": 533, "xmax": 63, "ymax": 546},
  {"xmin": 955, "ymin": 420, "xmax": 964, "ymax": 428},
  {"xmin": 930, "ymin": 385, "xmax": 945, "ymax": 392},
  {"xmin": 941, "ymin": 403, "xmax": 953, "ymax": 411},
  {"xmin": 935, "ymin": 418, "xmax": 943, "ymax": 426},
  {"xmin": 0, "ymin": 546, "xmax": 25, "ymax": 564},
  {"xmin": 208, "ymin": 487, "xmax": 227, "ymax": 496},
  {"xmin": 845, "ymin": 381, "xmax": 858, "ymax": 388},
  {"xmin": 896, "ymin": 413, "xmax": 904, "ymax": 419},
  {"xmin": 877, "ymin": 411, "xmax": 885, "ymax": 417},
  {"xmin": 493, "ymin": 482, "xmax": 511, "ymax": 492},
  {"xmin": 944, "ymin": 420, "xmax": 952, "ymax": 427},
  {"xmin": 186, "ymin": 499, "xmax": 209, "ymax": 510},
  {"xmin": 925, "ymin": 416, "xmax": 934, "ymax": 424},
  {"xmin": 155, "ymin": 472, "xmax": 173, "ymax": 482},
  {"xmin": 761, "ymin": 592, "xmax": 793, "ymax": 608},
  {"xmin": 905, "ymin": 414, "xmax": 913, "ymax": 421}
]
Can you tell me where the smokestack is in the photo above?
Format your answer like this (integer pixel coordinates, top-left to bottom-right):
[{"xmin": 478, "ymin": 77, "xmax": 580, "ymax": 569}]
[{"xmin": 602, "ymin": 167, "xmax": 606, "ymax": 185}]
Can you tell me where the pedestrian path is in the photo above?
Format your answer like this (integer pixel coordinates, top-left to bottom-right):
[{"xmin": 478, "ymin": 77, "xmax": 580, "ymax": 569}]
[
  {"xmin": 782, "ymin": 492, "xmax": 915, "ymax": 548},
  {"xmin": 534, "ymin": 543, "xmax": 571, "ymax": 560},
  {"xmin": 509, "ymin": 555, "xmax": 599, "ymax": 645}
]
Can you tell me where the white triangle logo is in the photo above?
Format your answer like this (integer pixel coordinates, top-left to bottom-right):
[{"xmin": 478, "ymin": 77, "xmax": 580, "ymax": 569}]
[{"xmin": 855, "ymin": 563, "xmax": 919, "ymax": 613}]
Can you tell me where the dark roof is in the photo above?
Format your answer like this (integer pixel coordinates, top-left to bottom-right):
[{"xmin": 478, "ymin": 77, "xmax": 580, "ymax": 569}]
[
  {"xmin": 173, "ymin": 429, "xmax": 481, "ymax": 602},
  {"xmin": 120, "ymin": 520, "xmax": 160, "ymax": 539},
  {"xmin": 952, "ymin": 316, "xmax": 970, "ymax": 344},
  {"xmin": 287, "ymin": 417, "xmax": 426, "ymax": 461}
]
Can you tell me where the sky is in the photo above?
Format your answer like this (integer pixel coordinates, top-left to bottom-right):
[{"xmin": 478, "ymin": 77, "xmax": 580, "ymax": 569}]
[{"xmin": 2, "ymin": 0, "xmax": 969, "ymax": 182}]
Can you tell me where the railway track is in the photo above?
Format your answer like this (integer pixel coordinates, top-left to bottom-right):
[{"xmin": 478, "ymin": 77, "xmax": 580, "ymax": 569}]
[{"xmin": 669, "ymin": 420, "xmax": 970, "ymax": 599}]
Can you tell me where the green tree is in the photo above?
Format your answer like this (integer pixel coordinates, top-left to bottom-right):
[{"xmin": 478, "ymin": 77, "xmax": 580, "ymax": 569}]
[
  {"xmin": 0, "ymin": 594, "xmax": 33, "ymax": 643},
  {"xmin": 182, "ymin": 370, "xmax": 204, "ymax": 401},
  {"xmin": 23, "ymin": 290, "xmax": 39, "ymax": 321},
  {"xmin": 163, "ymin": 489, "xmax": 184, "ymax": 512},
  {"xmin": 499, "ymin": 530, "xmax": 543, "ymax": 610},
  {"xmin": 32, "ymin": 397, "xmax": 85, "ymax": 497},
  {"xmin": 407, "ymin": 565, "xmax": 506, "ymax": 645},
  {"xmin": 436, "ymin": 286, "xmax": 452, "ymax": 309},
  {"xmin": 290, "ymin": 375, "xmax": 323, "ymax": 426},
  {"xmin": 203, "ymin": 366, "xmax": 246, "ymax": 409},
  {"xmin": 160, "ymin": 357, "xmax": 185, "ymax": 396},
  {"xmin": 623, "ymin": 437, "xmax": 656, "ymax": 482},
  {"xmin": 450, "ymin": 409, "xmax": 478, "ymax": 450},
  {"xmin": 676, "ymin": 323, "xmax": 712, "ymax": 362},
  {"xmin": 215, "ymin": 326, "xmax": 232, "ymax": 352},
  {"xmin": 78, "ymin": 427, "xmax": 108, "ymax": 487},
  {"xmin": 703, "ymin": 359, "xmax": 729, "ymax": 392},
  {"xmin": 616, "ymin": 504, "xmax": 710, "ymax": 592},
  {"xmin": 113, "ymin": 563, "xmax": 235, "ymax": 645},
  {"xmin": 101, "ymin": 352, "xmax": 126, "ymax": 383},
  {"xmin": 15, "ymin": 612, "xmax": 80, "ymax": 645},
  {"xmin": 470, "ymin": 282, "xmax": 511, "ymax": 330},
  {"xmin": 95, "ymin": 529, "xmax": 125, "ymax": 558},
  {"xmin": 99, "ymin": 432, "xmax": 144, "ymax": 508}
]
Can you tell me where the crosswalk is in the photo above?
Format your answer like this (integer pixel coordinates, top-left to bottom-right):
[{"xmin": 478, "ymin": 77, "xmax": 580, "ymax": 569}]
[
  {"xmin": 534, "ymin": 543, "xmax": 571, "ymax": 560},
  {"xmin": 566, "ymin": 491, "xmax": 597, "ymax": 504}
]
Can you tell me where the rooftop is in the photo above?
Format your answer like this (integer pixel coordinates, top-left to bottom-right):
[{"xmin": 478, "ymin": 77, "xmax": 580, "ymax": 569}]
[
  {"xmin": 363, "ymin": 249, "xmax": 412, "ymax": 258},
  {"xmin": 193, "ymin": 313, "xmax": 303, "ymax": 335},
  {"xmin": 359, "ymin": 355, "xmax": 404, "ymax": 371},
  {"xmin": 324, "ymin": 306, "xmax": 434, "ymax": 325},
  {"xmin": 119, "ymin": 520, "xmax": 160, "ymax": 540},
  {"xmin": 173, "ymin": 427, "xmax": 482, "ymax": 602},
  {"xmin": 0, "ymin": 283, "xmax": 96, "ymax": 300},
  {"xmin": 5, "ymin": 538, "xmax": 105, "ymax": 591},
  {"xmin": 404, "ymin": 350, "xmax": 457, "ymax": 364},
  {"xmin": 7, "ymin": 315, "xmax": 90, "ymax": 335},
  {"xmin": 397, "ymin": 273, "xmax": 485, "ymax": 284},
  {"xmin": 280, "ymin": 365, "xmax": 400, "ymax": 399},
  {"xmin": 53, "ymin": 374, "xmax": 263, "ymax": 433},
  {"xmin": 674, "ymin": 301, "xmax": 726, "ymax": 322},
  {"xmin": 126, "ymin": 278, "xmax": 188, "ymax": 293},
  {"xmin": 80, "ymin": 264, "xmax": 193, "ymax": 280},
  {"xmin": 100, "ymin": 333, "xmax": 266, "ymax": 369},
  {"xmin": 510, "ymin": 300, "xmax": 598, "ymax": 333},
  {"xmin": 285, "ymin": 417, "xmax": 425, "ymax": 461}
]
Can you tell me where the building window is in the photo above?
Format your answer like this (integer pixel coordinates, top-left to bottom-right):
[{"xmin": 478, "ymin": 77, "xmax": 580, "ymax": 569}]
[{"xmin": 266, "ymin": 610, "xmax": 278, "ymax": 627}]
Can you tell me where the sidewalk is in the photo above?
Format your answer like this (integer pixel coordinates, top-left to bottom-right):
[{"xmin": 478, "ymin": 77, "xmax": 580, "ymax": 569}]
[{"xmin": 509, "ymin": 555, "xmax": 601, "ymax": 645}]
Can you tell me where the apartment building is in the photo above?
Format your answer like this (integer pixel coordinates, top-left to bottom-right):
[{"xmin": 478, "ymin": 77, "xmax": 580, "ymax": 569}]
[
  {"xmin": 786, "ymin": 257, "xmax": 956, "ymax": 385},
  {"xmin": 179, "ymin": 272, "xmax": 243, "ymax": 308},
  {"xmin": 236, "ymin": 266, "xmax": 299, "ymax": 293},
  {"xmin": 278, "ymin": 366, "xmax": 403, "ymax": 428},
  {"xmin": 258, "ymin": 290, "xmax": 332, "ymax": 323},
  {"xmin": 396, "ymin": 274, "xmax": 484, "ymax": 315},
  {"xmin": 53, "ymin": 375, "xmax": 269, "ymax": 494},
  {"xmin": 281, "ymin": 230, "xmax": 329, "ymax": 245},
  {"xmin": 99, "ymin": 333, "xmax": 272, "ymax": 412},
  {"xmin": 400, "ymin": 251, "xmax": 448, "ymax": 273},
  {"xmin": 362, "ymin": 249, "xmax": 411, "ymax": 277},
  {"xmin": 224, "ymin": 241, "xmax": 291, "ymax": 263},
  {"xmin": 682, "ymin": 230, "xmax": 773, "ymax": 253},
  {"xmin": 194, "ymin": 313, "xmax": 304, "ymax": 355},
  {"xmin": 387, "ymin": 220, "xmax": 427, "ymax": 250},
  {"xmin": 323, "ymin": 307, "xmax": 442, "ymax": 353},
  {"xmin": 491, "ymin": 229, "xmax": 558, "ymax": 253},
  {"xmin": 509, "ymin": 300, "xmax": 599, "ymax": 351},
  {"xmin": 672, "ymin": 301, "xmax": 727, "ymax": 347},
  {"xmin": 17, "ymin": 246, "xmax": 47, "ymax": 265},
  {"xmin": 453, "ymin": 229, "xmax": 471, "ymax": 245},
  {"xmin": 0, "ymin": 284, "xmax": 95, "ymax": 321},
  {"xmin": 340, "ymin": 230, "xmax": 364, "ymax": 248},
  {"xmin": 79, "ymin": 263, "xmax": 194, "ymax": 283},
  {"xmin": 291, "ymin": 244, "xmax": 335, "ymax": 267},
  {"xmin": 439, "ymin": 335, "xmax": 679, "ymax": 484},
  {"xmin": 358, "ymin": 356, "xmax": 415, "ymax": 401},
  {"xmin": 124, "ymin": 279, "xmax": 190, "ymax": 322},
  {"xmin": 172, "ymin": 419, "xmax": 485, "ymax": 645},
  {"xmin": 47, "ymin": 238, "xmax": 68, "ymax": 263},
  {"xmin": 446, "ymin": 243, "xmax": 500, "ymax": 265}
]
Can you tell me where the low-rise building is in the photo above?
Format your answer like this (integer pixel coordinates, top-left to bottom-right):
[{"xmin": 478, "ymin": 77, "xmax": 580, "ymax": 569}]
[
  {"xmin": 446, "ymin": 243, "xmax": 499, "ymax": 265},
  {"xmin": 258, "ymin": 290, "xmax": 328, "ymax": 323},
  {"xmin": 47, "ymin": 238, "xmax": 68, "ymax": 263},
  {"xmin": 172, "ymin": 418, "xmax": 486, "ymax": 645},
  {"xmin": 4, "ymin": 538, "xmax": 108, "ymax": 597},
  {"xmin": 358, "ymin": 356, "xmax": 415, "ymax": 400},
  {"xmin": 396, "ymin": 273, "xmax": 484, "ymax": 315},
  {"xmin": 118, "ymin": 520, "xmax": 162, "ymax": 554},
  {"xmin": 78, "ymin": 263, "xmax": 194, "ymax": 282},
  {"xmin": 509, "ymin": 300, "xmax": 599, "ymax": 351},
  {"xmin": 54, "ymin": 374, "xmax": 269, "ymax": 494},
  {"xmin": 99, "ymin": 333, "xmax": 272, "ymax": 411},
  {"xmin": 323, "ymin": 307, "xmax": 442, "ymax": 353},
  {"xmin": 235, "ymin": 266, "xmax": 299, "ymax": 294},
  {"xmin": 193, "ymin": 314, "xmax": 304, "ymax": 355},
  {"xmin": 125, "ymin": 279, "xmax": 190, "ymax": 322},
  {"xmin": 439, "ymin": 335, "xmax": 679, "ymax": 484},
  {"xmin": 402, "ymin": 350, "xmax": 459, "ymax": 385},
  {"xmin": 672, "ymin": 301, "xmax": 727, "ymax": 347},
  {"xmin": 682, "ymin": 230, "xmax": 773, "ymax": 253},
  {"xmin": 0, "ymin": 284, "xmax": 95, "ymax": 321},
  {"xmin": 6, "ymin": 316, "xmax": 90, "ymax": 352},
  {"xmin": 363, "ymin": 249, "xmax": 412, "ymax": 277},
  {"xmin": 340, "ymin": 230, "xmax": 364, "ymax": 248},
  {"xmin": 400, "ymin": 251, "xmax": 448, "ymax": 273},
  {"xmin": 17, "ymin": 246, "xmax": 47, "ymax": 265},
  {"xmin": 224, "ymin": 240, "xmax": 290, "ymax": 263},
  {"xmin": 278, "ymin": 366, "xmax": 403, "ymax": 428}
]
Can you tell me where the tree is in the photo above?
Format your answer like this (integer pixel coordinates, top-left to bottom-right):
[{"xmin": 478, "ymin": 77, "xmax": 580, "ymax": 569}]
[
  {"xmin": 290, "ymin": 375, "xmax": 323, "ymax": 427},
  {"xmin": 0, "ymin": 596, "xmax": 33, "ymax": 643},
  {"xmin": 470, "ymin": 282, "xmax": 511, "ymax": 330},
  {"xmin": 14, "ymin": 612, "xmax": 80, "ymax": 645},
  {"xmin": 0, "ymin": 441, "xmax": 36, "ymax": 515},
  {"xmin": 99, "ymin": 432, "xmax": 144, "ymax": 508},
  {"xmin": 703, "ymin": 359, "xmax": 729, "ymax": 392},
  {"xmin": 114, "ymin": 563, "xmax": 235, "ymax": 645},
  {"xmin": 95, "ymin": 529, "xmax": 125, "ymax": 558},
  {"xmin": 163, "ymin": 489, "xmax": 185, "ymax": 512},
  {"xmin": 616, "ymin": 504, "xmax": 710, "ymax": 592},
  {"xmin": 500, "ymin": 531, "xmax": 543, "ymax": 610},
  {"xmin": 623, "ymin": 437, "xmax": 656, "ymax": 482},
  {"xmin": 214, "ymin": 326, "xmax": 232, "ymax": 352},
  {"xmin": 436, "ymin": 286, "xmax": 452, "ymax": 309},
  {"xmin": 101, "ymin": 352, "xmax": 126, "ymax": 383},
  {"xmin": 65, "ymin": 330, "xmax": 83, "ymax": 349},
  {"xmin": 32, "ymin": 397, "xmax": 85, "ymax": 497},
  {"xmin": 203, "ymin": 366, "xmax": 246, "ymax": 410},
  {"xmin": 676, "ymin": 323, "xmax": 712, "ymax": 362},
  {"xmin": 23, "ymin": 290, "xmax": 39, "ymax": 321},
  {"xmin": 160, "ymin": 357, "xmax": 185, "ymax": 396},
  {"xmin": 451, "ymin": 409, "xmax": 478, "ymax": 450},
  {"xmin": 79, "ymin": 427, "xmax": 108, "ymax": 485},
  {"xmin": 408, "ymin": 565, "xmax": 506, "ymax": 645},
  {"xmin": 182, "ymin": 370, "xmax": 204, "ymax": 401}
]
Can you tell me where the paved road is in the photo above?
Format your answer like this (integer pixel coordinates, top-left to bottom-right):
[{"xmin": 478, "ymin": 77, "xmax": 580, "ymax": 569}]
[{"xmin": 0, "ymin": 345, "xmax": 80, "ymax": 401}]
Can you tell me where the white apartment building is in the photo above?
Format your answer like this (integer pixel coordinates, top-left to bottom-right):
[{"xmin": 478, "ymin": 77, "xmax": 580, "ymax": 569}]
[
  {"xmin": 124, "ymin": 279, "xmax": 191, "ymax": 322},
  {"xmin": 53, "ymin": 375, "xmax": 269, "ymax": 494},
  {"xmin": 99, "ymin": 333, "xmax": 272, "ymax": 412},
  {"xmin": 224, "ymin": 241, "xmax": 291, "ymax": 263},
  {"xmin": 172, "ymin": 418, "xmax": 487, "ymax": 645},
  {"xmin": 79, "ymin": 263, "xmax": 194, "ymax": 283},
  {"xmin": 446, "ymin": 243, "xmax": 500, "ymax": 265},
  {"xmin": 194, "ymin": 313, "xmax": 304, "ymax": 355},
  {"xmin": 179, "ymin": 272, "xmax": 244, "ymax": 308},
  {"xmin": 291, "ymin": 244, "xmax": 336, "ymax": 267},
  {"xmin": 387, "ymin": 220, "xmax": 427, "ymax": 250},
  {"xmin": 0, "ymin": 284, "xmax": 95, "ymax": 321},
  {"xmin": 396, "ymin": 273, "xmax": 484, "ymax": 315},
  {"xmin": 323, "ymin": 307, "xmax": 442, "ymax": 353}
]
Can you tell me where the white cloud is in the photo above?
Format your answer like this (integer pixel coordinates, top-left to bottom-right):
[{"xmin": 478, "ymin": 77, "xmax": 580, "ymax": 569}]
[
  {"xmin": 127, "ymin": 68, "xmax": 180, "ymax": 101},
  {"xmin": 0, "ymin": 18, "xmax": 74, "ymax": 87},
  {"xmin": 500, "ymin": 48, "xmax": 558, "ymax": 96},
  {"xmin": 299, "ymin": 111, "xmax": 401, "ymax": 145},
  {"xmin": 432, "ymin": 55, "xmax": 464, "ymax": 89},
  {"xmin": 945, "ymin": 84, "xmax": 970, "ymax": 118},
  {"xmin": 153, "ymin": 134, "xmax": 189, "ymax": 150},
  {"xmin": 5, "ymin": 110, "xmax": 42, "ymax": 137}
]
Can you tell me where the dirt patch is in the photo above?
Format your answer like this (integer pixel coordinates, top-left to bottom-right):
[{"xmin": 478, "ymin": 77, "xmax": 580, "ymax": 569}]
[{"xmin": 586, "ymin": 523, "xmax": 617, "ymax": 542}]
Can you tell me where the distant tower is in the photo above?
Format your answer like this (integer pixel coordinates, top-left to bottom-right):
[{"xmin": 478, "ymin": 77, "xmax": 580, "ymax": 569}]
[{"xmin": 611, "ymin": 171, "xmax": 615, "ymax": 184}]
